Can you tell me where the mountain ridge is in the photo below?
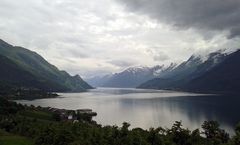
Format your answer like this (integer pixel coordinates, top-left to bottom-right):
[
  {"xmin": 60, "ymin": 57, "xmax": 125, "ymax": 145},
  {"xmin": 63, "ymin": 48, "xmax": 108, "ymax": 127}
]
[
  {"xmin": 138, "ymin": 49, "xmax": 240, "ymax": 94},
  {"xmin": 86, "ymin": 64, "xmax": 177, "ymax": 88},
  {"xmin": 0, "ymin": 39, "xmax": 93, "ymax": 92}
]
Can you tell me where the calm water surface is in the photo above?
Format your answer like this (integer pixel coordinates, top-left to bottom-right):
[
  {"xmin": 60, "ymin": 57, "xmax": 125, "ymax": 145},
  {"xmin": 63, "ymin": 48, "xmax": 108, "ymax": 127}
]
[{"xmin": 17, "ymin": 88, "xmax": 240, "ymax": 134}]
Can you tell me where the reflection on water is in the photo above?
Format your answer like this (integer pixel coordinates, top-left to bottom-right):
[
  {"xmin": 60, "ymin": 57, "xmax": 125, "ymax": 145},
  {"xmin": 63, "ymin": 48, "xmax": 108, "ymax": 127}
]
[{"xmin": 17, "ymin": 88, "xmax": 240, "ymax": 134}]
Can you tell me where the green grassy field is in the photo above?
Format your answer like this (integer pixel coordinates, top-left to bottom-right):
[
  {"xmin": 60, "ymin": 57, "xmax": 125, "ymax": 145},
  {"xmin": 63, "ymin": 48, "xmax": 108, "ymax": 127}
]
[
  {"xmin": 18, "ymin": 109, "xmax": 54, "ymax": 121},
  {"xmin": 0, "ymin": 130, "xmax": 33, "ymax": 145},
  {"xmin": 0, "ymin": 108, "xmax": 54, "ymax": 145}
]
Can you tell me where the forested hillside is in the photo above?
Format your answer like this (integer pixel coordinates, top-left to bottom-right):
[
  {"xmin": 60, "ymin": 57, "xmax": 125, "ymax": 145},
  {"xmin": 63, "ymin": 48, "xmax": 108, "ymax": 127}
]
[{"xmin": 0, "ymin": 39, "xmax": 92, "ymax": 93}]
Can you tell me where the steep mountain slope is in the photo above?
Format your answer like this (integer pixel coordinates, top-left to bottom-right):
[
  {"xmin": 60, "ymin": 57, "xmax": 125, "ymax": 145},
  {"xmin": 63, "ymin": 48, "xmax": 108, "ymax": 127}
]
[
  {"xmin": 86, "ymin": 64, "xmax": 177, "ymax": 88},
  {"xmin": 138, "ymin": 50, "xmax": 233, "ymax": 93},
  {"xmin": 182, "ymin": 50, "xmax": 240, "ymax": 93},
  {"xmin": 0, "ymin": 39, "xmax": 92, "ymax": 92},
  {"xmin": 86, "ymin": 74, "xmax": 113, "ymax": 87},
  {"xmin": 101, "ymin": 66, "xmax": 154, "ymax": 88},
  {"xmin": 0, "ymin": 55, "xmax": 45, "ymax": 88}
]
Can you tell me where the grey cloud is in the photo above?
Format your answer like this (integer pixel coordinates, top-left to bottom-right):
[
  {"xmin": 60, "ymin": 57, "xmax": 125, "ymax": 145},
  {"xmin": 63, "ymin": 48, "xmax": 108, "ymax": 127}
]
[
  {"xmin": 117, "ymin": 0, "xmax": 240, "ymax": 38},
  {"xmin": 1, "ymin": 0, "xmax": 238, "ymax": 77},
  {"xmin": 153, "ymin": 53, "xmax": 169, "ymax": 61},
  {"xmin": 108, "ymin": 60, "xmax": 137, "ymax": 67},
  {"xmin": 147, "ymin": 48, "xmax": 169, "ymax": 62},
  {"xmin": 68, "ymin": 49, "xmax": 90, "ymax": 58}
]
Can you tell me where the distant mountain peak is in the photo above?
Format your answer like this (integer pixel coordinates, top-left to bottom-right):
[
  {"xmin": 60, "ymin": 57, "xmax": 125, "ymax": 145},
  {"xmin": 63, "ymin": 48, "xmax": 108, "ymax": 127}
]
[
  {"xmin": 86, "ymin": 63, "xmax": 178, "ymax": 88},
  {"xmin": 125, "ymin": 66, "xmax": 149, "ymax": 71},
  {"xmin": 138, "ymin": 48, "xmax": 240, "ymax": 93}
]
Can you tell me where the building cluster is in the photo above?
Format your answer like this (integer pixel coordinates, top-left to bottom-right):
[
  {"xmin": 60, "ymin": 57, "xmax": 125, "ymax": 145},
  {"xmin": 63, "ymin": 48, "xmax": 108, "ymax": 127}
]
[{"xmin": 47, "ymin": 107, "xmax": 97, "ymax": 122}]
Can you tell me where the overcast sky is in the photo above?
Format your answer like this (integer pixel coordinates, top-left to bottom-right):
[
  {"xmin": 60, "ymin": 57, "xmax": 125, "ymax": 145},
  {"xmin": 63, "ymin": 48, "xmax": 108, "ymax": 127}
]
[{"xmin": 0, "ymin": 0, "xmax": 239, "ymax": 78}]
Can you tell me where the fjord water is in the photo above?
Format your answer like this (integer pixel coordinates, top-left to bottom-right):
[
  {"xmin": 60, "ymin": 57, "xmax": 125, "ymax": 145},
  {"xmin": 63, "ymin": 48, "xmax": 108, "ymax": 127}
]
[{"xmin": 17, "ymin": 88, "xmax": 240, "ymax": 133}]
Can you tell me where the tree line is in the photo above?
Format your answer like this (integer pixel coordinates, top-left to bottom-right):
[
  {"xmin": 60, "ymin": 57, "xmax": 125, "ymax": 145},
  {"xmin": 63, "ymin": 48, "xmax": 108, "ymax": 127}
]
[{"xmin": 0, "ymin": 97, "xmax": 240, "ymax": 145}]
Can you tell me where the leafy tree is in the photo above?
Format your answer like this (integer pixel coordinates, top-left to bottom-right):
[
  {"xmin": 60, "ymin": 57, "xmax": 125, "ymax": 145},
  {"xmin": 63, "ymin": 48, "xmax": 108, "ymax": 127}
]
[
  {"xmin": 52, "ymin": 113, "xmax": 61, "ymax": 121},
  {"xmin": 167, "ymin": 121, "xmax": 191, "ymax": 145},
  {"xmin": 147, "ymin": 127, "xmax": 164, "ymax": 145},
  {"xmin": 232, "ymin": 123, "xmax": 240, "ymax": 145},
  {"xmin": 201, "ymin": 121, "xmax": 229, "ymax": 145}
]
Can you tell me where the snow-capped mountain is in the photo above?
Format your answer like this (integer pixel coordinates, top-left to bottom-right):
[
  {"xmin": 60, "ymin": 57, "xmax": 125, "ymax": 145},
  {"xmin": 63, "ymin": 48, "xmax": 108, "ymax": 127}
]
[
  {"xmin": 160, "ymin": 50, "xmax": 228, "ymax": 80},
  {"xmin": 87, "ymin": 49, "xmax": 235, "ymax": 90},
  {"xmin": 86, "ymin": 64, "xmax": 177, "ymax": 88},
  {"xmin": 138, "ymin": 49, "xmax": 238, "ymax": 93}
]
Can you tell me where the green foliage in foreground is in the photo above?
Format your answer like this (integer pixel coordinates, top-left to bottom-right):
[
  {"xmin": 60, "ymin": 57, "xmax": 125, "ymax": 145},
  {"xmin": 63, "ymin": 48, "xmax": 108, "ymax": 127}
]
[
  {"xmin": 0, "ymin": 129, "xmax": 33, "ymax": 145},
  {"xmin": 1, "ymin": 98, "xmax": 240, "ymax": 145},
  {"xmin": 19, "ymin": 110, "xmax": 54, "ymax": 121},
  {"xmin": 0, "ymin": 133, "xmax": 34, "ymax": 145}
]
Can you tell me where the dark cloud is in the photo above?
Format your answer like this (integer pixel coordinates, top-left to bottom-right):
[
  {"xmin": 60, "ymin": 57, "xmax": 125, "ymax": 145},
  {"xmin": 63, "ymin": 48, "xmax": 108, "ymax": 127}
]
[
  {"xmin": 1, "ymin": 0, "xmax": 238, "ymax": 77},
  {"xmin": 117, "ymin": 0, "xmax": 240, "ymax": 38}
]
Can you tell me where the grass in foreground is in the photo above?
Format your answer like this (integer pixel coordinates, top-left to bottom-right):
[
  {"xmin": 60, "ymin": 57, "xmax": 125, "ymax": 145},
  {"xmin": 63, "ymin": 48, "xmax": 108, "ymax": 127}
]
[
  {"xmin": 19, "ymin": 109, "xmax": 54, "ymax": 121},
  {"xmin": 0, "ymin": 130, "xmax": 33, "ymax": 145}
]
